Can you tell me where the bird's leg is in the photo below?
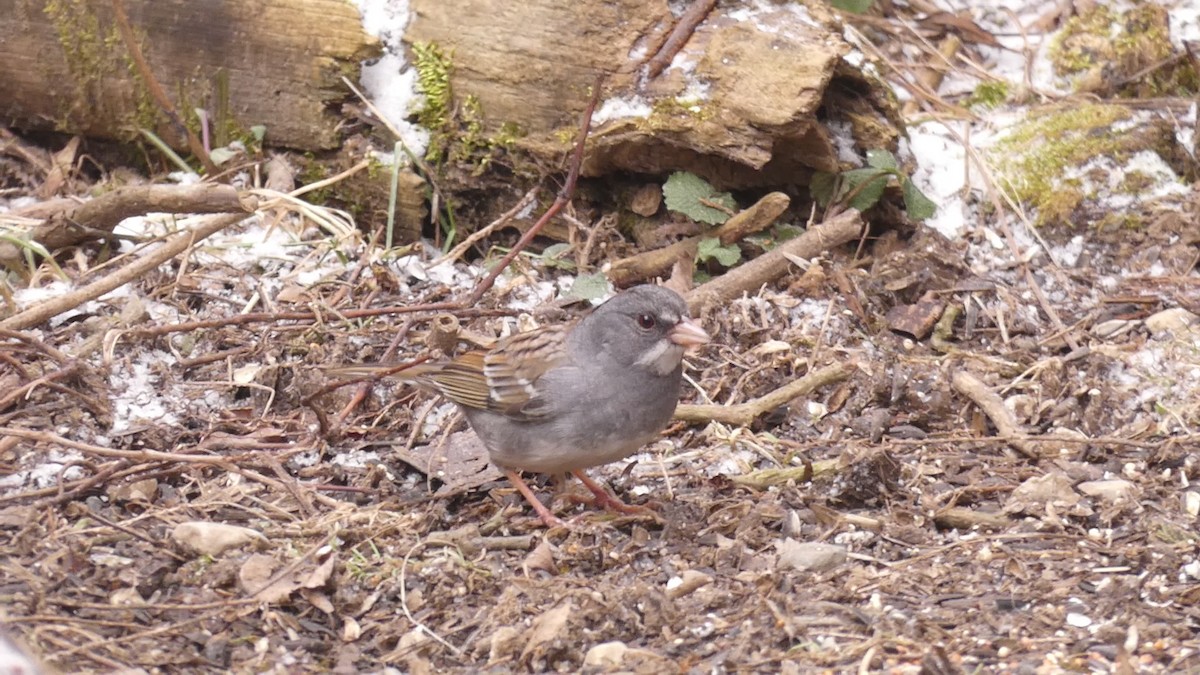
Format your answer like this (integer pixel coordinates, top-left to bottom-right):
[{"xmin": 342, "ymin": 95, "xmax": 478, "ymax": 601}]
[
  {"xmin": 570, "ymin": 470, "xmax": 655, "ymax": 515},
  {"xmin": 502, "ymin": 469, "xmax": 564, "ymax": 528}
]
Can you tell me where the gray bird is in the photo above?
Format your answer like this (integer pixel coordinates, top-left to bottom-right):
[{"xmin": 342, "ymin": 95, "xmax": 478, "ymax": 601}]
[{"xmin": 353, "ymin": 285, "xmax": 710, "ymax": 527}]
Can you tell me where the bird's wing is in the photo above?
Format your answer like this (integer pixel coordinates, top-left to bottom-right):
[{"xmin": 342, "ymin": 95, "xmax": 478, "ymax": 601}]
[{"xmin": 431, "ymin": 324, "xmax": 571, "ymax": 420}]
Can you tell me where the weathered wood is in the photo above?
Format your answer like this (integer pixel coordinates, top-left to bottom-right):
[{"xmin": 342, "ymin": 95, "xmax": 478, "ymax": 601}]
[
  {"xmin": 0, "ymin": 0, "xmax": 375, "ymax": 151},
  {"xmin": 407, "ymin": 0, "xmax": 900, "ymax": 188}
]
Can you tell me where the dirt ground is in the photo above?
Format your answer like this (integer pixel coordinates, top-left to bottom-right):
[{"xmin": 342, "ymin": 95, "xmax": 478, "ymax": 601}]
[
  {"xmin": 4, "ymin": 1, "xmax": 1200, "ymax": 672},
  {"xmin": 2, "ymin": 186, "xmax": 1199, "ymax": 674}
]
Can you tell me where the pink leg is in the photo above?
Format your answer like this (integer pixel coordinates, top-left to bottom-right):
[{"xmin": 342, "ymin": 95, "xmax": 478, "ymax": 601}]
[
  {"xmin": 570, "ymin": 471, "xmax": 656, "ymax": 516},
  {"xmin": 502, "ymin": 469, "xmax": 564, "ymax": 528}
]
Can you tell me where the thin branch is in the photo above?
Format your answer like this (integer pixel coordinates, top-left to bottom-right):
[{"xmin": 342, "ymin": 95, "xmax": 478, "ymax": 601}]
[
  {"xmin": 109, "ymin": 0, "xmax": 217, "ymax": 174},
  {"xmin": 461, "ymin": 74, "xmax": 604, "ymax": 306}
]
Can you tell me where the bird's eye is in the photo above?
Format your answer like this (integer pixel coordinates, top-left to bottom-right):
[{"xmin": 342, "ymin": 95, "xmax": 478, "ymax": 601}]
[{"xmin": 636, "ymin": 314, "xmax": 656, "ymax": 330}]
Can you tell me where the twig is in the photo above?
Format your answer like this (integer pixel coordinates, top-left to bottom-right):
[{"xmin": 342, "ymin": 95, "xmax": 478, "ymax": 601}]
[
  {"xmin": 109, "ymin": 0, "xmax": 217, "ymax": 174},
  {"xmin": 399, "ymin": 539, "xmax": 466, "ymax": 656},
  {"xmin": 644, "ymin": 0, "xmax": 718, "ymax": 78},
  {"xmin": 608, "ymin": 192, "xmax": 790, "ymax": 286},
  {"xmin": 0, "ymin": 427, "xmax": 244, "ymax": 466},
  {"xmin": 674, "ymin": 362, "xmax": 856, "ymax": 426},
  {"xmin": 461, "ymin": 74, "xmax": 604, "ymax": 306},
  {"xmin": 0, "ymin": 361, "xmax": 82, "ymax": 411},
  {"xmin": 435, "ymin": 185, "xmax": 541, "ymax": 265},
  {"xmin": 685, "ymin": 208, "xmax": 863, "ymax": 314},
  {"xmin": 0, "ymin": 212, "xmax": 249, "ymax": 331},
  {"xmin": 286, "ymin": 159, "xmax": 370, "ymax": 199},
  {"xmin": 0, "ymin": 183, "xmax": 249, "ymax": 266},
  {"xmin": 949, "ymin": 370, "xmax": 1041, "ymax": 459},
  {"xmin": 0, "ymin": 328, "xmax": 71, "ymax": 363},
  {"xmin": 123, "ymin": 305, "xmax": 508, "ymax": 338}
]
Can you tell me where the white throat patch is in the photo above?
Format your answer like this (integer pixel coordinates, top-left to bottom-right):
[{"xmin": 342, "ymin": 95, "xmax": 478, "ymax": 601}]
[{"xmin": 634, "ymin": 338, "xmax": 682, "ymax": 376}]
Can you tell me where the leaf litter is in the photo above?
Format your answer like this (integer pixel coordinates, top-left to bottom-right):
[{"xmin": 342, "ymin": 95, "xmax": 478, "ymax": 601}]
[{"xmin": 2, "ymin": 1, "xmax": 1200, "ymax": 674}]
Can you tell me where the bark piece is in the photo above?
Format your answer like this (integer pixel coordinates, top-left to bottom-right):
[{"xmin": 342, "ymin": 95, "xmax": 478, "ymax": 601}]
[{"xmin": 407, "ymin": 0, "xmax": 898, "ymax": 188}]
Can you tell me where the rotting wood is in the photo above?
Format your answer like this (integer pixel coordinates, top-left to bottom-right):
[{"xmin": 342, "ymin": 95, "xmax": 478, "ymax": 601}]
[
  {"xmin": 0, "ymin": 0, "xmax": 374, "ymax": 151},
  {"xmin": 407, "ymin": 0, "xmax": 895, "ymax": 188}
]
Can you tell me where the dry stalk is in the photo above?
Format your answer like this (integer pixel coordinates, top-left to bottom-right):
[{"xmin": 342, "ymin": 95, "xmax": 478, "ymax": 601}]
[
  {"xmin": 0, "ymin": 212, "xmax": 249, "ymax": 331},
  {"xmin": 608, "ymin": 192, "xmax": 790, "ymax": 287},
  {"xmin": 685, "ymin": 208, "xmax": 863, "ymax": 314},
  {"xmin": 949, "ymin": 370, "xmax": 1041, "ymax": 459},
  {"xmin": 674, "ymin": 362, "xmax": 857, "ymax": 426}
]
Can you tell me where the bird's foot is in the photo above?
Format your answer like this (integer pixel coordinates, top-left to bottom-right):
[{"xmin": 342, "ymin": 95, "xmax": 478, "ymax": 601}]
[
  {"xmin": 502, "ymin": 469, "xmax": 565, "ymax": 528},
  {"xmin": 567, "ymin": 470, "xmax": 661, "ymax": 520}
]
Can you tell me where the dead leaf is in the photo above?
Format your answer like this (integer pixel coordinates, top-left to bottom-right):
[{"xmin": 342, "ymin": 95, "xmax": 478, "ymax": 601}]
[
  {"xmin": 238, "ymin": 553, "xmax": 303, "ymax": 603},
  {"xmin": 301, "ymin": 588, "xmax": 334, "ymax": 614},
  {"xmin": 584, "ymin": 641, "xmax": 628, "ymax": 667},
  {"xmin": 522, "ymin": 540, "xmax": 556, "ymax": 576},
  {"xmin": 38, "ymin": 136, "xmax": 80, "ymax": 199},
  {"xmin": 775, "ymin": 539, "xmax": 847, "ymax": 572},
  {"xmin": 520, "ymin": 600, "xmax": 573, "ymax": 660},
  {"xmin": 107, "ymin": 478, "xmax": 158, "ymax": 505},
  {"xmin": 886, "ymin": 292, "xmax": 946, "ymax": 340},
  {"xmin": 304, "ymin": 552, "xmax": 336, "ymax": 589},
  {"xmin": 394, "ymin": 431, "xmax": 502, "ymax": 495},
  {"xmin": 486, "ymin": 626, "xmax": 522, "ymax": 665},
  {"xmin": 341, "ymin": 616, "xmax": 362, "ymax": 642},
  {"xmin": 666, "ymin": 570, "xmax": 714, "ymax": 599},
  {"xmin": 172, "ymin": 521, "xmax": 266, "ymax": 557}
]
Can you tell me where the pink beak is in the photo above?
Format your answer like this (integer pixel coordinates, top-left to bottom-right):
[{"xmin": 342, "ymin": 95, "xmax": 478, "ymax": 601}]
[{"xmin": 668, "ymin": 317, "xmax": 711, "ymax": 351}]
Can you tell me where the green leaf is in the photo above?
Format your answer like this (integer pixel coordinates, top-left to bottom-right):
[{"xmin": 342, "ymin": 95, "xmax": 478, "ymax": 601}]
[
  {"xmin": 662, "ymin": 171, "xmax": 737, "ymax": 225},
  {"xmin": 565, "ymin": 272, "xmax": 610, "ymax": 302},
  {"xmin": 209, "ymin": 146, "xmax": 237, "ymax": 166},
  {"xmin": 830, "ymin": 0, "xmax": 874, "ymax": 13},
  {"xmin": 540, "ymin": 243, "xmax": 575, "ymax": 270},
  {"xmin": 901, "ymin": 178, "xmax": 938, "ymax": 221},
  {"xmin": 848, "ymin": 177, "xmax": 887, "ymax": 211},
  {"xmin": 840, "ymin": 167, "xmax": 889, "ymax": 211},
  {"xmin": 840, "ymin": 167, "xmax": 888, "ymax": 187},
  {"xmin": 774, "ymin": 224, "xmax": 804, "ymax": 241},
  {"xmin": 866, "ymin": 149, "xmax": 898, "ymax": 170},
  {"xmin": 696, "ymin": 237, "xmax": 741, "ymax": 267},
  {"xmin": 747, "ymin": 224, "xmax": 805, "ymax": 251},
  {"xmin": 250, "ymin": 125, "xmax": 267, "ymax": 142},
  {"xmin": 809, "ymin": 171, "xmax": 837, "ymax": 207}
]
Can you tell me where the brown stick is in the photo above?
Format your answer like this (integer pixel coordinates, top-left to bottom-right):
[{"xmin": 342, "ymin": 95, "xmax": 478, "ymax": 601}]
[
  {"xmin": 644, "ymin": 0, "xmax": 718, "ymax": 78},
  {"xmin": 950, "ymin": 370, "xmax": 1041, "ymax": 459},
  {"xmin": 902, "ymin": 35, "xmax": 962, "ymax": 116},
  {"xmin": 608, "ymin": 192, "xmax": 791, "ymax": 287},
  {"xmin": 109, "ymin": 0, "xmax": 217, "ymax": 174},
  {"xmin": 674, "ymin": 362, "xmax": 856, "ymax": 426},
  {"xmin": 462, "ymin": 75, "xmax": 603, "ymax": 306},
  {"xmin": 0, "ymin": 183, "xmax": 250, "ymax": 265},
  {"xmin": 0, "ymin": 212, "xmax": 248, "ymax": 331},
  {"xmin": 685, "ymin": 208, "xmax": 863, "ymax": 314},
  {"xmin": 0, "ymin": 427, "xmax": 242, "ymax": 466}
]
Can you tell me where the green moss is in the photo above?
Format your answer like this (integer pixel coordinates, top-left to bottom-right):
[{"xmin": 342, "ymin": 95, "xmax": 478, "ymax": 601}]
[
  {"xmin": 967, "ymin": 80, "xmax": 1009, "ymax": 109},
  {"xmin": 991, "ymin": 104, "xmax": 1132, "ymax": 227},
  {"xmin": 410, "ymin": 42, "xmax": 522, "ymax": 172},
  {"xmin": 1050, "ymin": 5, "xmax": 1198, "ymax": 96},
  {"xmin": 44, "ymin": 0, "xmax": 126, "ymax": 131},
  {"xmin": 411, "ymin": 41, "xmax": 453, "ymax": 161}
]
